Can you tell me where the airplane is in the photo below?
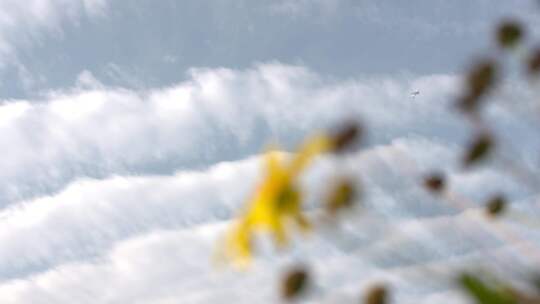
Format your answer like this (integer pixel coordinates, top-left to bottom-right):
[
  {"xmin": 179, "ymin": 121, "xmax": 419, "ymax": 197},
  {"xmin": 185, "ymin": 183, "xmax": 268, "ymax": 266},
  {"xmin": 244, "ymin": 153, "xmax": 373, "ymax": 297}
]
[{"xmin": 410, "ymin": 90, "xmax": 420, "ymax": 98}]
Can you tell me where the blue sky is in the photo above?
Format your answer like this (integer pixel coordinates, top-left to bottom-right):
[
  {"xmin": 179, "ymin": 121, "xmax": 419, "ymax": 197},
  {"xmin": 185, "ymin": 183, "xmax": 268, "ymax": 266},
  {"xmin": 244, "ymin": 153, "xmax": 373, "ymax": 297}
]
[
  {"xmin": 2, "ymin": 1, "xmax": 539, "ymax": 98},
  {"xmin": 0, "ymin": 1, "xmax": 539, "ymax": 303}
]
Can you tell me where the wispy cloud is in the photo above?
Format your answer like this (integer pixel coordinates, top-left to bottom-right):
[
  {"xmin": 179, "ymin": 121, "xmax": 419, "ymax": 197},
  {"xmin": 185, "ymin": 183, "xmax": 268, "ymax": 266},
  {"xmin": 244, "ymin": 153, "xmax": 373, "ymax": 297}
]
[
  {"xmin": 0, "ymin": 0, "xmax": 109, "ymax": 90},
  {"xmin": 0, "ymin": 63, "xmax": 538, "ymax": 302}
]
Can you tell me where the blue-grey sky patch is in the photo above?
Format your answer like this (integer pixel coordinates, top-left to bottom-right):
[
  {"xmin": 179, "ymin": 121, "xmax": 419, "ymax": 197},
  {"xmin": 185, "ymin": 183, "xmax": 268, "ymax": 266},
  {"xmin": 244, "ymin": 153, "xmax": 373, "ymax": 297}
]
[{"xmin": 1, "ymin": 0, "xmax": 540, "ymax": 98}]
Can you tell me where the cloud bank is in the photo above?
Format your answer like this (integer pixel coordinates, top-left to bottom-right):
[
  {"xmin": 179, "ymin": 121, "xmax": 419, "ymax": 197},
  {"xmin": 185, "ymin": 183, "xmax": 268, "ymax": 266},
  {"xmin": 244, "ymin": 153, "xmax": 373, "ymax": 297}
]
[
  {"xmin": 0, "ymin": 65, "xmax": 463, "ymax": 204},
  {"xmin": 0, "ymin": 63, "xmax": 538, "ymax": 303}
]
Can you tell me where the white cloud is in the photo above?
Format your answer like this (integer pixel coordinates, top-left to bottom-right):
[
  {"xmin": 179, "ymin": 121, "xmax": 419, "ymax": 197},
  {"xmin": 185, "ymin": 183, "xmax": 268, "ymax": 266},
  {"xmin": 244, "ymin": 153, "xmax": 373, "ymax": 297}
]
[
  {"xmin": 0, "ymin": 187, "xmax": 532, "ymax": 304},
  {"xmin": 0, "ymin": 157, "xmax": 259, "ymax": 281},
  {"xmin": 0, "ymin": 64, "xmax": 465, "ymax": 204},
  {"xmin": 0, "ymin": 63, "xmax": 537, "ymax": 207},
  {"xmin": 0, "ymin": 134, "xmax": 534, "ymax": 303},
  {"xmin": 75, "ymin": 70, "xmax": 103, "ymax": 90},
  {"xmin": 0, "ymin": 63, "xmax": 538, "ymax": 302}
]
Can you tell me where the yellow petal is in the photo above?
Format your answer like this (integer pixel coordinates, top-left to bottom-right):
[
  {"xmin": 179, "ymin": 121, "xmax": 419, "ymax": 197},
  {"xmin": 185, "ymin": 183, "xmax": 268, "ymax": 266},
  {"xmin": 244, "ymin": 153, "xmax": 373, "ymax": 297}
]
[
  {"xmin": 225, "ymin": 221, "xmax": 253, "ymax": 266},
  {"xmin": 289, "ymin": 135, "xmax": 332, "ymax": 178},
  {"xmin": 219, "ymin": 135, "xmax": 330, "ymax": 266}
]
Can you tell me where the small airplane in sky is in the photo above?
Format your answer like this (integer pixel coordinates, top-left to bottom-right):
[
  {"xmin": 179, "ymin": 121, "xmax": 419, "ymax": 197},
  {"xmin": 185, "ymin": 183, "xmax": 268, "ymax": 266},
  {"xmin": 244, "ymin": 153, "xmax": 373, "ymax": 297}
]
[{"xmin": 410, "ymin": 90, "xmax": 420, "ymax": 98}]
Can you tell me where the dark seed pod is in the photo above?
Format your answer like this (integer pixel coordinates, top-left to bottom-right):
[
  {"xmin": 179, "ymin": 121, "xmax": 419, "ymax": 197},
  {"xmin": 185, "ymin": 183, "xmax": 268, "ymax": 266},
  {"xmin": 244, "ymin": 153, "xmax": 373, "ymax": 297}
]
[
  {"xmin": 457, "ymin": 94, "xmax": 478, "ymax": 114},
  {"xmin": 458, "ymin": 60, "xmax": 498, "ymax": 114},
  {"xmin": 463, "ymin": 133, "xmax": 494, "ymax": 167},
  {"xmin": 423, "ymin": 173, "xmax": 446, "ymax": 194},
  {"xmin": 468, "ymin": 60, "xmax": 498, "ymax": 100},
  {"xmin": 326, "ymin": 178, "xmax": 357, "ymax": 214},
  {"xmin": 486, "ymin": 195, "xmax": 506, "ymax": 217},
  {"xmin": 331, "ymin": 122, "xmax": 362, "ymax": 153},
  {"xmin": 282, "ymin": 267, "xmax": 309, "ymax": 300},
  {"xmin": 527, "ymin": 48, "xmax": 540, "ymax": 76},
  {"xmin": 364, "ymin": 284, "xmax": 388, "ymax": 304},
  {"xmin": 496, "ymin": 20, "xmax": 523, "ymax": 49}
]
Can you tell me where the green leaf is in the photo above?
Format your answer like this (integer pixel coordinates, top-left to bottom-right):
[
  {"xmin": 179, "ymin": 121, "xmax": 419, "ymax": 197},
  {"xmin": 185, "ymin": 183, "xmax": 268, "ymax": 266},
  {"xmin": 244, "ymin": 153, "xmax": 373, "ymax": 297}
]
[{"xmin": 459, "ymin": 274, "xmax": 516, "ymax": 304}]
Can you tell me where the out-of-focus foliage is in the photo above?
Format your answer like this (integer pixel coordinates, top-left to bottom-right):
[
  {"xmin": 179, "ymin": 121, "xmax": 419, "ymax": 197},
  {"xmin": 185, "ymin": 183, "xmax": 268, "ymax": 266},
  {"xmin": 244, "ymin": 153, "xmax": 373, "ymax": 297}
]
[
  {"xmin": 459, "ymin": 274, "xmax": 517, "ymax": 304},
  {"xmin": 458, "ymin": 60, "xmax": 498, "ymax": 114},
  {"xmin": 325, "ymin": 178, "xmax": 357, "ymax": 215},
  {"xmin": 215, "ymin": 9, "xmax": 540, "ymax": 304},
  {"xmin": 527, "ymin": 48, "xmax": 540, "ymax": 76},
  {"xmin": 496, "ymin": 20, "xmax": 524, "ymax": 49},
  {"xmin": 485, "ymin": 195, "xmax": 506, "ymax": 218},
  {"xmin": 331, "ymin": 122, "xmax": 363, "ymax": 154},
  {"xmin": 423, "ymin": 173, "xmax": 446, "ymax": 194},
  {"xmin": 364, "ymin": 284, "xmax": 388, "ymax": 304},
  {"xmin": 463, "ymin": 133, "xmax": 494, "ymax": 167}
]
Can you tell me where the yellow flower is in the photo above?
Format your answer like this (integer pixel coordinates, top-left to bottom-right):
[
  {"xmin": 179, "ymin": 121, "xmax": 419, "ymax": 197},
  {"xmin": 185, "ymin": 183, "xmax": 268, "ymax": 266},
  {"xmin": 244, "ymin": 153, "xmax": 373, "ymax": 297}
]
[{"xmin": 221, "ymin": 134, "xmax": 332, "ymax": 266}]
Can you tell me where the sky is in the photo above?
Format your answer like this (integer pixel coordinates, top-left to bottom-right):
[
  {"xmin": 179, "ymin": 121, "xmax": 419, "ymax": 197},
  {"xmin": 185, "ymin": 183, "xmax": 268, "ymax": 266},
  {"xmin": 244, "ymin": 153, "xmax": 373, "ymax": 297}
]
[{"xmin": 0, "ymin": 1, "xmax": 540, "ymax": 303}]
